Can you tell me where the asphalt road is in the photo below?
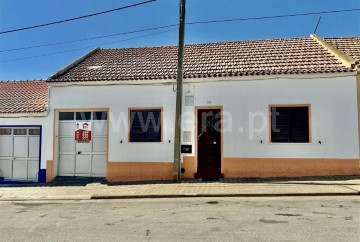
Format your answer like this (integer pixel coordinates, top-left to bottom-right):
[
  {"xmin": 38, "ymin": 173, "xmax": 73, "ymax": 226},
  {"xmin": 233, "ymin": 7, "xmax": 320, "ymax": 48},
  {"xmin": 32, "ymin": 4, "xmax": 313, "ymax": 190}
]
[{"xmin": 0, "ymin": 196, "xmax": 359, "ymax": 242}]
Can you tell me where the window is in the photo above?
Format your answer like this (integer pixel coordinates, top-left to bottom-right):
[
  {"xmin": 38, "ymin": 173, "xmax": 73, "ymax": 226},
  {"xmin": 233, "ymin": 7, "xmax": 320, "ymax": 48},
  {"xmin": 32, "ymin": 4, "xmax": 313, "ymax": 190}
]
[
  {"xmin": 130, "ymin": 109, "xmax": 162, "ymax": 142},
  {"xmin": 59, "ymin": 111, "xmax": 108, "ymax": 121},
  {"xmin": 59, "ymin": 112, "xmax": 74, "ymax": 120},
  {"xmin": 14, "ymin": 129, "xmax": 27, "ymax": 135},
  {"xmin": 76, "ymin": 112, "xmax": 91, "ymax": 121},
  {"xmin": 0, "ymin": 128, "xmax": 11, "ymax": 135},
  {"xmin": 29, "ymin": 129, "xmax": 40, "ymax": 135},
  {"xmin": 93, "ymin": 111, "xmax": 107, "ymax": 120},
  {"xmin": 270, "ymin": 106, "xmax": 310, "ymax": 143}
]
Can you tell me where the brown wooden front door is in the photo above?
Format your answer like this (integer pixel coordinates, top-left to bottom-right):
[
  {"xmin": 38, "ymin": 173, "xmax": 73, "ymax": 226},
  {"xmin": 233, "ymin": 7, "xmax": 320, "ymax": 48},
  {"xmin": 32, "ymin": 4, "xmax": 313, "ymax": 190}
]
[{"xmin": 196, "ymin": 109, "xmax": 222, "ymax": 179}]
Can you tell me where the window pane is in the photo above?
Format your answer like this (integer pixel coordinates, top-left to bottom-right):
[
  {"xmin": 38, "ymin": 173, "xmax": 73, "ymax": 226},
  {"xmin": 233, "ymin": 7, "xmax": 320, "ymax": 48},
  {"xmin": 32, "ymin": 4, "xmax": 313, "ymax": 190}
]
[
  {"xmin": 29, "ymin": 129, "xmax": 40, "ymax": 135},
  {"xmin": 201, "ymin": 111, "xmax": 220, "ymax": 133},
  {"xmin": 130, "ymin": 111, "xmax": 146, "ymax": 142},
  {"xmin": 130, "ymin": 109, "xmax": 161, "ymax": 142},
  {"xmin": 76, "ymin": 112, "xmax": 91, "ymax": 121},
  {"xmin": 145, "ymin": 110, "xmax": 161, "ymax": 142},
  {"xmin": 0, "ymin": 128, "xmax": 11, "ymax": 135},
  {"xmin": 93, "ymin": 112, "xmax": 107, "ymax": 120},
  {"xmin": 271, "ymin": 106, "xmax": 309, "ymax": 143},
  {"xmin": 14, "ymin": 129, "xmax": 27, "ymax": 135},
  {"xmin": 290, "ymin": 107, "xmax": 309, "ymax": 143},
  {"xmin": 59, "ymin": 112, "xmax": 74, "ymax": 120},
  {"xmin": 271, "ymin": 107, "xmax": 290, "ymax": 143}
]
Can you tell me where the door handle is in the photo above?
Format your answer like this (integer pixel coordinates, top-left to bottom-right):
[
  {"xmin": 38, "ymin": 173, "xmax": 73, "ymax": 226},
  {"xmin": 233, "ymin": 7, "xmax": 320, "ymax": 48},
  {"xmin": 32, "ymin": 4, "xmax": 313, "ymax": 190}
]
[
  {"xmin": 77, "ymin": 151, "xmax": 82, "ymax": 155},
  {"xmin": 198, "ymin": 132, "xmax": 204, "ymax": 140},
  {"xmin": 213, "ymin": 142, "xmax": 217, "ymax": 144}
]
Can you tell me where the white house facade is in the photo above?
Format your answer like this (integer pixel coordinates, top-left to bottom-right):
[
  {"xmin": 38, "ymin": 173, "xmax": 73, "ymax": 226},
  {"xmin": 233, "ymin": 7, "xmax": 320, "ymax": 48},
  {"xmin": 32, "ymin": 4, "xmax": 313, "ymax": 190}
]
[{"xmin": 1, "ymin": 35, "xmax": 359, "ymax": 183}]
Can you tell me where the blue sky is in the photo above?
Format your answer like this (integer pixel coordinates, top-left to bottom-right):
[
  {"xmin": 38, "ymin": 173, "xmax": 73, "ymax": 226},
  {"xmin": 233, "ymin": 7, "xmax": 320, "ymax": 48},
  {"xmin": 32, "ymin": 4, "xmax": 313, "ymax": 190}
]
[{"xmin": 0, "ymin": 0, "xmax": 359, "ymax": 80}]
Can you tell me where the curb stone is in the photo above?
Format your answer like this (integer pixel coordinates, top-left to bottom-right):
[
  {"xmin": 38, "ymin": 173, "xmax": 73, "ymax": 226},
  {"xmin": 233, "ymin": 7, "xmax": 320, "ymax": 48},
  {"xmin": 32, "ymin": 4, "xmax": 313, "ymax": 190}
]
[{"xmin": 90, "ymin": 192, "xmax": 360, "ymax": 200}]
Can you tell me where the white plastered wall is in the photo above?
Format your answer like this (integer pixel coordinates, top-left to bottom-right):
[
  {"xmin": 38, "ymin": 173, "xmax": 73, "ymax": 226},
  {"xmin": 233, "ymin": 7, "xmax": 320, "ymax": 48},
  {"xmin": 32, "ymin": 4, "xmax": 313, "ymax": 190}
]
[
  {"xmin": 181, "ymin": 75, "xmax": 359, "ymax": 159},
  {"xmin": 47, "ymin": 74, "xmax": 359, "ymax": 177},
  {"xmin": 50, "ymin": 84, "xmax": 176, "ymax": 167}
]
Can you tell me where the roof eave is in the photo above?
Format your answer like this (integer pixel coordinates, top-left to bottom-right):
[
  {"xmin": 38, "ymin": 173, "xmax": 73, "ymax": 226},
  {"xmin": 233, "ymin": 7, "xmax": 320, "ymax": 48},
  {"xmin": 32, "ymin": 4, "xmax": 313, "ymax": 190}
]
[
  {"xmin": 46, "ymin": 71, "xmax": 356, "ymax": 87},
  {"xmin": 0, "ymin": 111, "xmax": 49, "ymax": 118}
]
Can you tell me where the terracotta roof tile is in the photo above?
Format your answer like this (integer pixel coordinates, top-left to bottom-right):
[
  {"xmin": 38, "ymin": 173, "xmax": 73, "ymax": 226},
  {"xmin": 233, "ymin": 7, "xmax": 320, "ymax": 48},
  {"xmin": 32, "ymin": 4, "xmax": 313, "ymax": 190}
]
[
  {"xmin": 324, "ymin": 37, "xmax": 360, "ymax": 62},
  {"xmin": 48, "ymin": 37, "xmax": 356, "ymax": 83},
  {"xmin": 0, "ymin": 80, "xmax": 48, "ymax": 114}
]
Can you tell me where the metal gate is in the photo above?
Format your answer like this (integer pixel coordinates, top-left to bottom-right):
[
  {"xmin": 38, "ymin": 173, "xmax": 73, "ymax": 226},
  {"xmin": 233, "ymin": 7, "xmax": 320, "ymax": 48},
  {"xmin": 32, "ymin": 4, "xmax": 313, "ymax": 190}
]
[
  {"xmin": 0, "ymin": 127, "xmax": 41, "ymax": 181},
  {"xmin": 58, "ymin": 111, "xmax": 107, "ymax": 177}
]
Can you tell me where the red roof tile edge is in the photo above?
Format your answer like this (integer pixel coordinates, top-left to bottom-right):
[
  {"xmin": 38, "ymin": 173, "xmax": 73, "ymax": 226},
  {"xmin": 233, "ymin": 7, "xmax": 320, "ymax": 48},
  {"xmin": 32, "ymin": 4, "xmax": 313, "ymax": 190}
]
[
  {"xmin": 46, "ymin": 36, "xmax": 358, "ymax": 83},
  {"xmin": 0, "ymin": 80, "xmax": 49, "ymax": 115}
]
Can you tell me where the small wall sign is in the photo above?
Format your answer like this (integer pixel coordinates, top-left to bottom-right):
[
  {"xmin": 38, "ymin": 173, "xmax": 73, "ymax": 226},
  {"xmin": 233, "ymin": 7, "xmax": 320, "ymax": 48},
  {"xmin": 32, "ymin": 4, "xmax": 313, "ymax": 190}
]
[
  {"xmin": 181, "ymin": 145, "xmax": 192, "ymax": 154},
  {"xmin": 75, "ymin": 122, "xmax": 92, "ymax": 142}
]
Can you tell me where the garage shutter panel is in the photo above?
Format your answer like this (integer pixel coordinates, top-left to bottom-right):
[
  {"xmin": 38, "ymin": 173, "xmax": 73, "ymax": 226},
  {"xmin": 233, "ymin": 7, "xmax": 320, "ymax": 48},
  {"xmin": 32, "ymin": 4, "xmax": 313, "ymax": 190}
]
[{"xmin": 0, "ymin": 127, "xmax": 40, "ymax": 180}]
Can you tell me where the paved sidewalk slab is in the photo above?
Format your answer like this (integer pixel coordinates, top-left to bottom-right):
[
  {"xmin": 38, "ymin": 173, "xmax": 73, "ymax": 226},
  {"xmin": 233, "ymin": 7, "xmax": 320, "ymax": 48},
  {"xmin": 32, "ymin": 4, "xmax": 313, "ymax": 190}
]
[
  {"xmin": 91, "ymin": 183, "xmax": 360, "ymax": 199},
  {"xmin": 272, "ymin": 179, "xmax": 360, "ymax": 185},
  {"xmin": 341, "ymin": 185, "xmax": 360, "ymax": 192},
  {"xmin": 0, "ymin": 181, "xmax": 359, "ymax": 201}
]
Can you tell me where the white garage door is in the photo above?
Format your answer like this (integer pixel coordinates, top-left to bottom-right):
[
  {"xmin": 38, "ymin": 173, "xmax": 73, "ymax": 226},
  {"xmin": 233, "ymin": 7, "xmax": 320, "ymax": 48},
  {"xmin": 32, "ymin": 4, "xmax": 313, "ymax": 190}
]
[
  {"xmin": 0, "ymin": 127, "xmax": 40, "ymax": 181},
  {"xmin": 58, "ymin": 111, "xmax": 107, "ymax": 177}
]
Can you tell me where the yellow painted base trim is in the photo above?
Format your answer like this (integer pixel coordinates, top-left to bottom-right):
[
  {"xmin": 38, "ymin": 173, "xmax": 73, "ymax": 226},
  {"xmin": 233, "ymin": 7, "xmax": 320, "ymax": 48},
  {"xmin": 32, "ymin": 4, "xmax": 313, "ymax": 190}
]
[
  {"xmin": 181, "ymin": 156, "xmax": 196, "ymax": 179},
  {"xmin": 106, "ymin": 162, "xmax": 173, "ymax": 182},
  {"xmin": 105, "ymin": 158, "xmax": 360, "ymax": 182},
  {"xmin": 222, "ymin": 158, "xmax": 360, "ymax": 178},
  {"xmin": 46, "ymin": 160, "xmax": 55, "ymax": 183}
]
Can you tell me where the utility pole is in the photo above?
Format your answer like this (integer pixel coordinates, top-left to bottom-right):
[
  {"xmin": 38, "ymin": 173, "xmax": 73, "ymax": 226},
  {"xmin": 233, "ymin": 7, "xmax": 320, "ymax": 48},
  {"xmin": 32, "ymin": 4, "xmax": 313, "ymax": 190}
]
[{"xmin": 173, "ymin": 0, "xmax": 186, "ymax": 182}]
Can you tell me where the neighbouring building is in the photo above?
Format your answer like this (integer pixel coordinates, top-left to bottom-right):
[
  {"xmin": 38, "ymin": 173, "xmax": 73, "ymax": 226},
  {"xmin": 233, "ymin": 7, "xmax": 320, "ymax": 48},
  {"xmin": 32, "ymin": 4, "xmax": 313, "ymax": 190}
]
[
  {"xmin": 0, "ymin": 80, "xmax": 48, "ymax": 183},
  {"xmin": 1, "ymin": 34, "xmax": 359, "ymax": 183}
]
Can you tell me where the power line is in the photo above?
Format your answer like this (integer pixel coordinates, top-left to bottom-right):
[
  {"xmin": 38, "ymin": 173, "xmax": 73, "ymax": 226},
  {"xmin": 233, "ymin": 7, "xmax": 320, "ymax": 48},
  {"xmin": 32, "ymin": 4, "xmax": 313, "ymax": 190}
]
[
  {"xmin": 0, "ymin": 24, "xmax": 178, "ymax": 53},
  {"xmin": 0, "ymin": 28, "xmax": 178, "ymax": 63},
  {"xmin": 186, "ymin": 8, "xmax": 360, "ymax": 25},
  {"xmin": 1, "ymin": 8, "xmax": 359, "ymax": 53},
  {"xmin": 0, "ymin": 0, "xmax": 157, "ymax": 35},
  {"xmin": 313, "ymin": 17, "xmax": 322, "ymax": 34}
]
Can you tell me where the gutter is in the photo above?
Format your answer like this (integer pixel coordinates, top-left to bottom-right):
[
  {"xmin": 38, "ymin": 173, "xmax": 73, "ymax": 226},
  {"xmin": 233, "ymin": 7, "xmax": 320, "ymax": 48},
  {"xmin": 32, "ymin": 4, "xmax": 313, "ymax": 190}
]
[
  {"xmin": 45, "ymin": 72, "xmax": 356, "ymax": 87},
  {"xmin": 0, "ymin": 111, "xmax": 49, "ymax": 118}
]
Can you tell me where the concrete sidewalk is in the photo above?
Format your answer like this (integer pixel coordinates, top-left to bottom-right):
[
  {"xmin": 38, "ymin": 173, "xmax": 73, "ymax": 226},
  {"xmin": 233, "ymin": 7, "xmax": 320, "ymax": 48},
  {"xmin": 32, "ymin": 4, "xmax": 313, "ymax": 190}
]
[{"xmin": 0, "ymin": 179, "xmax": 359, "ymax": 201}]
